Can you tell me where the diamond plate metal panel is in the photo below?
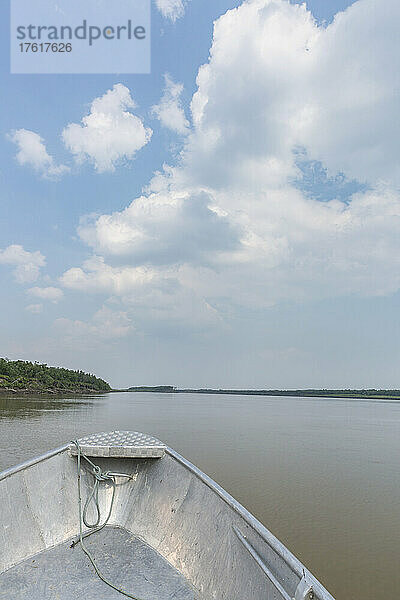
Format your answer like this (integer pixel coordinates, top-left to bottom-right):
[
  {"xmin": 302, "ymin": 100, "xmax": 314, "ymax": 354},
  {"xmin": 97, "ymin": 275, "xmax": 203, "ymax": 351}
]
[{"xmin": 69, "ymin": 431, "xmax": 165, "ymax": 459}]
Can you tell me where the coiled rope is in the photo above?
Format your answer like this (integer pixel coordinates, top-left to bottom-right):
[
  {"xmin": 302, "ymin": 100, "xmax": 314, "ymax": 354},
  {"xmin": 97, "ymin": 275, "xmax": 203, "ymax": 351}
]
[{"xmin": 71, "ymin": 440, "xmax": 146, "ymax": 600}]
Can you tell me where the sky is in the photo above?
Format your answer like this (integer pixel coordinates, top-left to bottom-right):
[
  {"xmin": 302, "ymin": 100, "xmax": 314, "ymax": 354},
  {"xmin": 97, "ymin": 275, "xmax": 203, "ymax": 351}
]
[{"xmin": 0, "ymin": 0, "xmax": 399, "ymax": 389}]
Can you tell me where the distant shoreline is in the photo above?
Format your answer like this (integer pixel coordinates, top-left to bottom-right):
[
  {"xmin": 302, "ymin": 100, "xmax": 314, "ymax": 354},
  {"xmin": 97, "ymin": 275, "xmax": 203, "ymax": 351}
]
[
  {"xmin": 2, "ymin": 384, "xmax": 400, "ymax": 401},
  {"xmin": 122, "ymin": 386, "xmax": 400, "ymax": 400}
]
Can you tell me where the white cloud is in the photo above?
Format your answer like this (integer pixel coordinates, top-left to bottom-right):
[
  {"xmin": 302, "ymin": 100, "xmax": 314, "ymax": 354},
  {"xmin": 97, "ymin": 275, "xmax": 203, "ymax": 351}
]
[
  {"xmin": 25, "ymin": 304, "xmax": 43, "ymax": 314},
  {"xmin": 28, "ymin": 286, "xmax": 64, "ymax": 302},
  {"xmin": 151, "ymin": 74, "xmax": 190, "ymax": 134},
  {"xmin": 302, "ymin": 0, "xmax": 400, "ymax": 184},
  {"xmin": 61, "ymin": 0, "xmax": 400, "ymax": 331},
  {"xmin": 176, "ymin": 185, "xmax": 400, "ymax": 308},
  {"xmin": 0, "ymin": 245, "xmax": 46, "ymax": 283},
  {"xmin": 60, "ymin": 255, "xmax": 157, "ymax": 295},
  {"xmin": 54, "ymin": 306, "xmax": 132, "ymax": 342},
  {"xmin": 8, "ymin": 129, "xmax": 69, "ymax": 180},
  {"xmin": 187, "ymin": 0, "xmax": 400, "ymax": 188},
  {"xmin": 77, "ymin": 190, "xmax": 239, "ymax": 265},
  {"xmin": 60, "ymin": 257, "xmax": 221, "ymax": 332},
  {"xmin": 62, "ymin": 84, "xmax": 152, "ymax": 173},
  {"xmin": 155, "ymin": 0, "xmax": 188, "ymax": 21}
]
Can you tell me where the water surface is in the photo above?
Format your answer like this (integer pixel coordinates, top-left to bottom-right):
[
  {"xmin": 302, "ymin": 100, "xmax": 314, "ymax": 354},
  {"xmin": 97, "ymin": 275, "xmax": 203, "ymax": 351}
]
[{"xmin": 1, "ymin": 391, "xmax": 399, "ymax": 599}]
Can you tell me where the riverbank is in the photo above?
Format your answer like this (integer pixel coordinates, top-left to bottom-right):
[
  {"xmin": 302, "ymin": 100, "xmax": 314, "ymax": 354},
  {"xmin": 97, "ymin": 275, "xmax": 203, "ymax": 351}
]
[
  {"xmin": 0, "ymin": 358, "xmax": 111, "ymax": 395},
  {"xmin": 0, "ymin": 386, "xmax": 109, "ymax": 395},
  {"xmin": 126, "ymin": 386, "xmax": 400, "ymax": 400}
]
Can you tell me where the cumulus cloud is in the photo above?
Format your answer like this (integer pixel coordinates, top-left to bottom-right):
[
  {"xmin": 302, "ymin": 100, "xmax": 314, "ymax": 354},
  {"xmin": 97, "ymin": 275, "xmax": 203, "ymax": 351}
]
[
  {"xmin": 151, "ymin": 75, "xmax": 190, "ymax": 134},
  {"xmin": 60, "ymin": 256, "xmax": 157, "ymax": 295},
  {"xmin": 28, "ymin": 286, "xmax": 64, "ymax": 302},
  {"xmin": 77, "ymin": 191, "xmax": 239, "ymax": 266},
  {"xmin": 155, "ymin": 0, "xmax": 188, "ymax": 21},
  {"xmin": 187, "ymin": 0, "xmax": 400, "ymax": 188},
  {"xmin": 8, "ymin": 129, "xmax": 69, "ymax": 180},
  {"xmin": 62, "ymin": 84, "xmax": 152, "ymax": 173},
  {"xmin": 61, "ymin": 0, "xmax": 400, "ymax": 331},
  {"xmin": 302, "ymin": 0, "xmax": 400, "ymax": 184},
  {"xmin": 176, "ymin": 186, "xmax": 400, "ymax": 308},
  {"xmin": 0, "ymin": 245, "xmax": 46, "ymax": 283},
  {"xmin": 60, "ymin": 258, "xmax": 221, "ymax": 333},
  {"xmin": 54, "ymin": 306, "xmax": 132, "ymax": 342}
]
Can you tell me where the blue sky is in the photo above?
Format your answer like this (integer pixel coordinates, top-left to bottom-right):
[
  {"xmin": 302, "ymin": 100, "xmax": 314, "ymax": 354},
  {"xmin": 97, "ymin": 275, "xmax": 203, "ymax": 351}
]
[{"xmin": 1, "ymin": 0, "xmax": 399, "ymax": 388}]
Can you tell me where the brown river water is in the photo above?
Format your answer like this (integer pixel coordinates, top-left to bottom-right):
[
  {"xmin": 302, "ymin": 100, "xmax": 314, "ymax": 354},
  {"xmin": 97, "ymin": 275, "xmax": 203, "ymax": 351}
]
[{"xmin": 1, "ymin": 391, "xmax": 399, "ymax": 599}]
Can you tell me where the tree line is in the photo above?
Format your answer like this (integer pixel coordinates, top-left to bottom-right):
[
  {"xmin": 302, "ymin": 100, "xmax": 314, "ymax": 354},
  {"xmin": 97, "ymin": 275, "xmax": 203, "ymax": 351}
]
[{"xmin": 0, "ymin": 358, "xmax": 111, "ymax": 393}]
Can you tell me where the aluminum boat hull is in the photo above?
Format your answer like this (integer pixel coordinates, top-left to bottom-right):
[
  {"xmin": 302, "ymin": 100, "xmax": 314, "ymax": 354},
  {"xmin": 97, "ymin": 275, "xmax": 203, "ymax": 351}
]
[{"xmin": 0, "ymin": 433, "xmax": 335, "ymax": 600}]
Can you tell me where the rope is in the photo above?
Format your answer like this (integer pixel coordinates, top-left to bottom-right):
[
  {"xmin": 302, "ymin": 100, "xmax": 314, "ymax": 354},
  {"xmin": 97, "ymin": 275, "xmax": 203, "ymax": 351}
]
[{"xmin": 71, "ymin": 440, "xmax": 146, "ymax": 600}]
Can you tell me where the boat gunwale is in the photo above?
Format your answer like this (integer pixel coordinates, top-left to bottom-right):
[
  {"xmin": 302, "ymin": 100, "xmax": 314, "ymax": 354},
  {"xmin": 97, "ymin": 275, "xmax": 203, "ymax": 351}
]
[
  {"xmin": 0, "ymin": 444, "xmax": 69, "ymax": 482},
  {"xmin": 166, "ymin": 448, "xmax": 335, "ymax": 600},
  {"xmin": 0, "ymin": 442, "xmax": 335, "ymax": 600}
]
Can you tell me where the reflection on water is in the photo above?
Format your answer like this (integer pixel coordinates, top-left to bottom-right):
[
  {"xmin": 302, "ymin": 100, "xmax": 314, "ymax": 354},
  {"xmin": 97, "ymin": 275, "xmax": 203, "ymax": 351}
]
[
  {"xmin": 1, "ymin": 391, "xmax": 400, "ymax": 600},
  {"xmin": 0, "ymin": 393, "xmax": 95, "ymax": 419}
]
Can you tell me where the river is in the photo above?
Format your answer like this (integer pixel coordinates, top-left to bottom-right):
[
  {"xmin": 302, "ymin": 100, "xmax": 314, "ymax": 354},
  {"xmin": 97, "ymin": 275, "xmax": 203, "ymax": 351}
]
[{"xmin": 1, "ymin": 391, "xmax": 399, "ymax": 599}]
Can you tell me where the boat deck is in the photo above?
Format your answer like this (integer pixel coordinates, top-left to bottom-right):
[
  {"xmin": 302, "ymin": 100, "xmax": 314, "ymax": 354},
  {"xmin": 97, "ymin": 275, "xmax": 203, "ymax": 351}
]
[{"xmin": 0, "ymin": 527, "xmax": 197, "ymax": 600}]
